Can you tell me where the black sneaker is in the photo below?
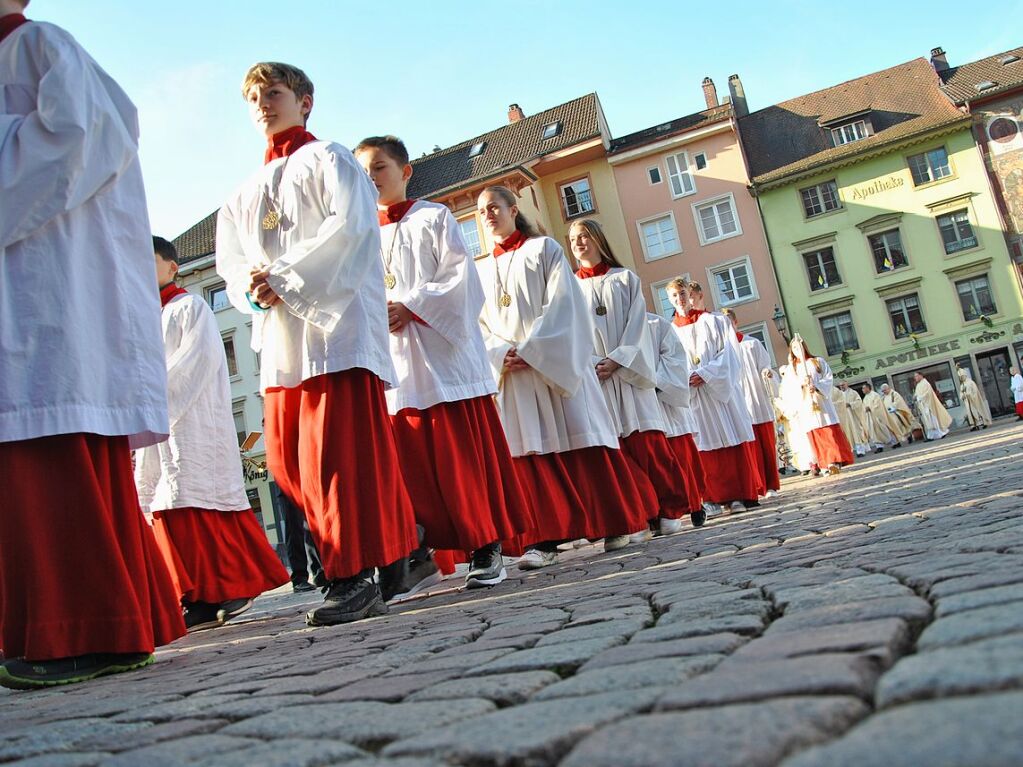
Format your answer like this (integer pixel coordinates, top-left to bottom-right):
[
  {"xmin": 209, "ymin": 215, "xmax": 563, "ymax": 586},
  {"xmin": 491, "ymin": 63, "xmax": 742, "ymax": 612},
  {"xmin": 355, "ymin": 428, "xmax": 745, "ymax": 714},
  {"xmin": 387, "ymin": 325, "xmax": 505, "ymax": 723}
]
[
  {"xmin": 0, "ymin": 653, "xmax": 154, "ymax": 690},
  {"xmin": 690, "ymin": 509, "xmax": 707, "ymax": 528},
  {"xmin": 465, "ymin": 543, "xmax": 507, "ymax": 589},
  {"xmin": 183, "ymin": 600, "xmax": 222, "ymax": 632},
  {"xmin": 306, "ymin": 574, "xmax": 387, "ymax": 626},
  {"xmin": 292, "ymin": 580, "xmax": 316, "ymax": 593},
  {"xmin": 217, "ymin": 598, "xmax": 254, "ymax": 624},
  {"xmin": 384, "ymin": 553, "xmax": 442, "ymax": 603}
]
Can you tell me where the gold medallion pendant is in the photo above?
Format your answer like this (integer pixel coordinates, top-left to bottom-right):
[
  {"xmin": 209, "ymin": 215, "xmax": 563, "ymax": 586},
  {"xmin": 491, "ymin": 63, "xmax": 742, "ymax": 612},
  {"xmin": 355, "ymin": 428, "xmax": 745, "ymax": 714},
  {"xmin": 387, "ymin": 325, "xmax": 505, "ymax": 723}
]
[
  {"xmin": 595, "ymin": 305, "xmax": 607, "ymax": 317},
  {"xmin": 692, "ymin": 355, "xmax": 701, "ymax": 366},
  {"xmin": 499, "ymin": 293, "xmax": 512, "ymax": 308},
  {"xmin": 384, "ymin": 272, "xmax": 397, "ymax": 290},
  {"xmin": 262, "ymin": 210, "xmax": 280, "ymax": 230}
]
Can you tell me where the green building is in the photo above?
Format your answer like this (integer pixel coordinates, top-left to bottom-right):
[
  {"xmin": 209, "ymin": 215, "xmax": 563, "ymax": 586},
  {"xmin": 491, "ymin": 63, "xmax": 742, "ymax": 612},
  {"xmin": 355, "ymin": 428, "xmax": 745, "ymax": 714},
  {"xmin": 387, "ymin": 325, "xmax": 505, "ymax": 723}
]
[{"xmin": 740, "ymin": 56, "xmax": 1023, "ymax": 420}]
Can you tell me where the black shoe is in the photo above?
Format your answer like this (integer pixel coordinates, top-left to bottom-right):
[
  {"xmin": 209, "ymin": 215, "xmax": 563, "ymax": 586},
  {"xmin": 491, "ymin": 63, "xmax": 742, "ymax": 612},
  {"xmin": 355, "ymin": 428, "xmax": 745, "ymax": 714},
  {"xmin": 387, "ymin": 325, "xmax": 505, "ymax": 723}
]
[
  {"xmin": 217, "ymin": 598, "xmax": 254, "ymax": 624},
  {"xmin": 801, "ymin": 470, "xmax": 811, "ymax": 477},
  {"xmin": 875, "ymin": 448, "xmax": 884, "ymax": 453},
  {"xmin": 183, "ymin": 600, "xmax": 222, "ymax": 632},
  {"xmin": 306, "ymin": 574, "xmax": 387, "ymax": 626},
  {"xmin": 892, "ymin": 442, "xmax": 901, "ymax": 449},
  {"xmin": 970, "ymin": 426, "xmax": 978, "ymax": 432},
  {"xmin": 690, "ymin": 509, "xmax": 707, "ymax": 528},
  {"xmin": 743, "ymin": 500, "xmax": 761, "ymax": 509},
  {"xmin": 312, "ymin": 571, "xmax": 329, "ymax": 589},
  {"xmin": 0, "ymin": 652, "xmax": 154, "ymax": 690},
  {"xmin": 292, "ymin": 580, "xmax": 316, "ymax": 593},
  {"xmin": 383, "ymin": 553, "xmax": 442, "ymax": 603},
  {"xmin": 466, "ymin": 543, "xmax": 506, "ymax": 589}
]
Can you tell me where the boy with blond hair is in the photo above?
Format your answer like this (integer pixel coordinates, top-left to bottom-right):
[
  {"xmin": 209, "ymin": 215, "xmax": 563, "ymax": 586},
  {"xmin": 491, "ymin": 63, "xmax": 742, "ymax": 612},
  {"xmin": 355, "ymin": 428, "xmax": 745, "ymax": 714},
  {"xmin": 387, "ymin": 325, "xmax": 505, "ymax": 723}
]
[{"xmin": 216, "ymin": 62, "xmax": 418, "ymax": 625}]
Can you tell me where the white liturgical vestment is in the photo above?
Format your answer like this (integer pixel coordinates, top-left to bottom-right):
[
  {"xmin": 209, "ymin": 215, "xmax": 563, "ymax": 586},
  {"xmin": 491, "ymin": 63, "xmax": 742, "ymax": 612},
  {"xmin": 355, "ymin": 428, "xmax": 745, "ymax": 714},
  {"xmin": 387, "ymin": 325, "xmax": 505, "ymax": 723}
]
[{"xmin": 647, "ymin": 314, "xmax": 695, "ymax": 439}]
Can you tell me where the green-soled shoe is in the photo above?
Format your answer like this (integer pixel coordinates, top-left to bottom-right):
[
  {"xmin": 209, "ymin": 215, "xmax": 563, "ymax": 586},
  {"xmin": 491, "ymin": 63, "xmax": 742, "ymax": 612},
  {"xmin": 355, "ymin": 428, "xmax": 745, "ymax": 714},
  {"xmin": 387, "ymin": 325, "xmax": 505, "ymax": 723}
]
[{"xmin": 0, "ymin": 652, "xmax": 154, "ymax": 690}]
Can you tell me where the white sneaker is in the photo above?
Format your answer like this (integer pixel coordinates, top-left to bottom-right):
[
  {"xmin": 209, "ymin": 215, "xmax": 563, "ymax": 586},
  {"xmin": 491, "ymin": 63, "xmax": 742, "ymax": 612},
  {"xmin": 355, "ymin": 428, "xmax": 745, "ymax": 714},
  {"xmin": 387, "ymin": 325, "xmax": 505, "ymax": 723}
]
[
  {"xmin": 630, "ymin": 528, "xmax": 654, "ymax": 544},
  {"xmin": 764, "ymin": 489, "xmax": 779, "ymax": 499},
  {"xmin": 658, "ymin": 518, "xmax": 684, "ymax": 536},
  {"xmin": 517, "ymin": 548, "xmax": 559, "ymax": 570},
  {"xmin": 702, "ymin": 502, "xmax": 722, "ymax": 516},
  {"xmin": 729, "ymin": 501, "xmax": 745, "ymax": 513},
  {"xmin": 603, "ymin": 535, "xmax": 631, "ymax": 552}
]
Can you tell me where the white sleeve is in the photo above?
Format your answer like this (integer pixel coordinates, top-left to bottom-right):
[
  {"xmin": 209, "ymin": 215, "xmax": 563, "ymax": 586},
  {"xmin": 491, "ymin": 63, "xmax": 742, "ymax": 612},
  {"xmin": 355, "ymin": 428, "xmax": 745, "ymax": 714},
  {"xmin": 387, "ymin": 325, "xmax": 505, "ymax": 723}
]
[
  {"xmin": 215, "ymin": 204, "xmax": 260, "ymax": 318},
  {"xmin": 164, "ymin": 298, "xmax": 223, "ymax": 428},
  {"xmin": 606, "ymin": 272, "xmax": 657, "ymax": 390},
  {"xmin": 0, "ymin": 26, "xmax": 140, "ymax": 248},
  {"xmin": 694, "ymin": 317, "xmax": 740, "ymax": 403}
]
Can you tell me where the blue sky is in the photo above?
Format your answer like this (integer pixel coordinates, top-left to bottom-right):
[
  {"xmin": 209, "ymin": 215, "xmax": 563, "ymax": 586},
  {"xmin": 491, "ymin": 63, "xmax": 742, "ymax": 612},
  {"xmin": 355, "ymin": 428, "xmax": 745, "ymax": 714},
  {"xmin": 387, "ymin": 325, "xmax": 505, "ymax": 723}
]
[{"xmin": 29, "ymin": 1, "xmax": 1019, "ymax": 238}]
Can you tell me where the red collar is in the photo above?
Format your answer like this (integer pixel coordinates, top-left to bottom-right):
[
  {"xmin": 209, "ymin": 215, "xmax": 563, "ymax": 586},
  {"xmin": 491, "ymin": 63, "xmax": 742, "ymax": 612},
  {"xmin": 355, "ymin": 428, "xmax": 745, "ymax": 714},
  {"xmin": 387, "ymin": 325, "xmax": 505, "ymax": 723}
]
[
  {"xmin": 735, "ymin": 331, "xmax": 744, "ymax": 342},
  {"xmin": 494, "ymin": 230, "xmax": 526, "ymax": 257},
  {"xmin": 576, "ymin": 261, "xmax": 610, "ymax": 279},
  {"xmin": 159, "ymin": 283, "xmax": 188, "ymax": 308},
  {"xmin": 673, "ymin": 308, "xmax": 704, "ymax": 327},
  {"xmin": 264, "ymin": 125, "xmax": 318, "ymax": 164},
  {"xmin": 0, "ymin": 13, "xmax": 28, "ymax": 43},
  {"xmin": 377, "ymin": 199, "xmax": 416, "ymax": 226}
]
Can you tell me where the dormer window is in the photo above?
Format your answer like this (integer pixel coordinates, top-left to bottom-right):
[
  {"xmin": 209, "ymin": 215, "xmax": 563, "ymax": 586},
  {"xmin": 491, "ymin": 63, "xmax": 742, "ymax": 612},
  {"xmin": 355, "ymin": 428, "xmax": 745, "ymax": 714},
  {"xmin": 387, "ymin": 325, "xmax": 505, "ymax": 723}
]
[
  {"xmin": 999, "ymin": 54, "xmax": 1020, "ymax": 65},
  {"xmin": 975, "ymin": 80, "xmax": 997, "ymax": 92},
  {"xmin": 541, "ymin": 122, "xmax": 562, "ymax": 140},
  {"xmin": 469, "ymin": 141, "xmax": 486, "ymax": 158},
  {"xmin": 830, "ymin": 119, "xmax": 870, "ymax": 146}
]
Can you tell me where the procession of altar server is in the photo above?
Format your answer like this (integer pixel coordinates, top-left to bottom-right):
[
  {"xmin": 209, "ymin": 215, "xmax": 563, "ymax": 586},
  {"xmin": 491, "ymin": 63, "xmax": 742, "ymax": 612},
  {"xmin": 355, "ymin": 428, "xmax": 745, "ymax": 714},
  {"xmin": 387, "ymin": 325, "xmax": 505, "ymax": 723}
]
[{"xmin": 0, "ymin": 4, "xmax": 1009, "ymax": 691}]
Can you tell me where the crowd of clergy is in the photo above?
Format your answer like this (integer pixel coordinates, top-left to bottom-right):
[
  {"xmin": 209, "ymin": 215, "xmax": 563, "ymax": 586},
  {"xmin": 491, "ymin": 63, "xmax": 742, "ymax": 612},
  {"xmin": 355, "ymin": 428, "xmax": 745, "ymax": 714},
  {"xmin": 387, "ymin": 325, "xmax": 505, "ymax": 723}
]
[{"xmin": 0, "ymin": 4, "xmax": 1011, "ymax": 691}]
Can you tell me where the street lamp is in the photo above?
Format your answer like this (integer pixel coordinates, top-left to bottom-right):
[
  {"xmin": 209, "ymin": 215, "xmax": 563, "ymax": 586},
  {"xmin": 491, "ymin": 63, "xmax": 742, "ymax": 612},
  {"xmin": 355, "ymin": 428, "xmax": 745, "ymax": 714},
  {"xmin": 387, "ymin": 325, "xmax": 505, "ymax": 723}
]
[{"xmin": 771, "ymin": 305, "xmax": 790, "ymax": 343}]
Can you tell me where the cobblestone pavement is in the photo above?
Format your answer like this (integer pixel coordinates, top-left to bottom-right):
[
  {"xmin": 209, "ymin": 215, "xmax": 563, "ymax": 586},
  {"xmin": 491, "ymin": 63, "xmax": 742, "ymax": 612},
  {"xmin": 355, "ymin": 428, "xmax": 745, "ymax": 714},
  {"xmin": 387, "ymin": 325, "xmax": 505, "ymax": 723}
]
[{"xmin": 3, "ymin": 422, "xmax": 1023, "ymax": 767}]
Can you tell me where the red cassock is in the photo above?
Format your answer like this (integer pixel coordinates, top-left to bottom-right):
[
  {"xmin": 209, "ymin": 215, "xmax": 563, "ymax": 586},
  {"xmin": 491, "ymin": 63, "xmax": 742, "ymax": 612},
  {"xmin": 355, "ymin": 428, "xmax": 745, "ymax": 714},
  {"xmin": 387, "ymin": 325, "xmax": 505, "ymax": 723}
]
[
  {"xmin": 511, "ymin": 446, "xmax": 656, "ymax": 546},
  {"xmin": 263, "ymin": 369, "xmax": 419, "ymax": 580},
  {"xmin": 808, "ymin": 423, "xmax": 856, "ymax": 467},
  {"xmin": 698, "ymin": 441, "xmax": 766, "ymax": 505},
  {"xmin": 620, "ymin": 430, "xmax": 689, "ymax": 520},
  {"xmin": 667, "ymin": 433, "xmax": 706, "ymax": 511},
  {"xmin": 151, "ymin": 508, "xmax": 289, "ymax": 604},
  {"xmin": 1016, "ymin": 402, "xmax": 1023, "ymax": 418},
  {"xmin": 752, "ymin": 421, "xmax": 782, "ymax": 492},
  {"xmin": 0, "ymin": 434, "xmax": 185, "ymax": 660},
  {"xmin": 390, "ymin": 396, "xmax": 537, "ymax": 552}
]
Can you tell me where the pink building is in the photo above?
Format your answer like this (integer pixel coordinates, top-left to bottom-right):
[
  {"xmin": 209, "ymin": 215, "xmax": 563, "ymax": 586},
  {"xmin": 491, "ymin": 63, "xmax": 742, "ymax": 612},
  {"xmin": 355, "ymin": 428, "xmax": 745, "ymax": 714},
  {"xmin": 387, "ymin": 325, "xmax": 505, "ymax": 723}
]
[{"xmin": 608, "ymin": 76, "xmax": 788, "ymax": 363}]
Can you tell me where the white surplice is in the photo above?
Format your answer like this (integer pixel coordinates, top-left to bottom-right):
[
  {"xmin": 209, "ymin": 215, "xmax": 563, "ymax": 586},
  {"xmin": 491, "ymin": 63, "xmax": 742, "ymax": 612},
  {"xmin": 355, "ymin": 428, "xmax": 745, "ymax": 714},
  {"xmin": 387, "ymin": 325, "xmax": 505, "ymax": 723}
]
[
  {"xmin": 477, "ymin": 236, "xmax": 618, "ymax": 456},
  {"xmin": 647, "ymin": 313, "xmax": 695, "ymax": 438},
  {"xmin": 1011, "ymin": 373, "xmax": 1023, "ymax": 405},
  {"xmin": 736, "ymin": 335, "xmax": 776, "ymax": 425},
  {"xmin": 776, "ymin": 368, "xmax": 814, "ymax": 471},
  {"xmin": 0, "ymin": 21, "xmax": 168, "ymax": 447},
  {"xmin": 576, "ymin": 268, "xmax": 665, "ymax": 437},
  {"xmin": 135, "ymin": 293, "xmax": 249, "ymax": 514},
  {"xmin": 216, "ymin": 141, "xmax": 395, "ymax": 392},
  {"xmin": 672, "ymin": 312, "xmax": 754, "ymax": 451},
  {"xmin": 380, "ymin": 200, "xmax": 496, "ymax": 412},
  {"xmin": 782, "ymin": 357, "xmax": 840, "ymax": 429}
]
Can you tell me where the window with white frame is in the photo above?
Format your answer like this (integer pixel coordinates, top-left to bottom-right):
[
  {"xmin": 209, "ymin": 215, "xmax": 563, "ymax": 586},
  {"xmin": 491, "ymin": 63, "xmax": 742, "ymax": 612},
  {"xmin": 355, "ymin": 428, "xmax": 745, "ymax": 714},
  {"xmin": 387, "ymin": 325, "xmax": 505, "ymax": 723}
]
[
  {"xmin": 886, "ymin": 293, "xmax": 927, "ymax": 339},
  {"xmin": 647, "ymin": 166, "xmax": 662, "ymax": 185},
  {"xmin": 638, "ymin": 214, "xmax": 681, "ymax": 261},
  {"xmin": 868, "ymin": 229, "xmax": 908, "ymax": 273},
  {"xmin": 800, "ymin": 180, "xmax": 841, "ymax": 218},
  {"xmin": 739, "ymin": 321, "xmax": 775, "ymax": 364},
  {"xmin": 908, "ymin": 147, "xmax": 951, "ymax": 186},
  {"xmin": 803, "ymin": 246, "xmax": 842, "ymax": 291},
  {"xmin": 830, "ymin": 120, "xmax": 869, "ymax": 146},
  {"xmin": 559, "ymin": 177, "xmax": 594, "ymax": 218},
  {"xmin": 711, "ymin": 259, "xmax": 755, "ymax": 306},
  {"xmin": 695, "ymin": 195, "xmax": 740, "ymax": 244},
  {"xmin": 205, "ymin": 282, "xmax": 230, "ymax": 312},
  {"xmin": 232, "ymin": 399, "xmax": 247, "ymax": 447},
  {"xmin": 819, "ymin": 311, "xmax": 859, "ymax": 356},
  {"xmin": 665, "ymin": 152, "xmax": 695, "ymax": 198},
  {"xmin": 955, "ymin": 275, "xmax": 997, "ymax": 320},
  {"xmin": 650, "ymin": 280, "xmax": 675, "ymax": 318},
  {"xmin": 458, "ymin": 216, "xmax": 483, "ymax": 258},
  {"xmin": 937, "ymin": 209, "xmax": 977, "ymax": 254},
  {"xmin": 222, "ymin": 334, "xmax": 239, "ymax": 377},
  {"xmin": 694, "ymin": 152, "xmax": 707, "ymax": 170}
]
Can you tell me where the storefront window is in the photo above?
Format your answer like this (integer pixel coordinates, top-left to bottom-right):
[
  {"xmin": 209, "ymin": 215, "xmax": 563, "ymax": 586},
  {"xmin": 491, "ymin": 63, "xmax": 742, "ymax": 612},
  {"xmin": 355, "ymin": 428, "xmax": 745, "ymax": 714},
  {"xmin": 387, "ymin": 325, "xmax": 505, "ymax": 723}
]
[{"xmin": 891, "ymin": 361, "xmax": 960, "ymax": 415}]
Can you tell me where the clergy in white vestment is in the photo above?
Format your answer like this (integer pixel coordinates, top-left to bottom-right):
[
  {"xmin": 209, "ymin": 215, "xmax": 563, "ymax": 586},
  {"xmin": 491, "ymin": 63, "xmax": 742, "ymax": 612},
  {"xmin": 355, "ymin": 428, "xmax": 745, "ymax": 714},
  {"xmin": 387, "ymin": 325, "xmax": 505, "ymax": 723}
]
[
  {"xmin": 913, "ymin": 372, "xmax": 953, "ymax": 440},
  {"xmin": 354, "ymin": 137, "xmax": 534, "ymax": 592},
  {"xmin": 777, "ymin": 367, "xmax": 816, "ymax": 473},
  {"xmin": 475, "ymin": 187, "xmax": 652, "ymax": 568},
  {"xmin": 782, "ymin": 335, "xmax": 855, "ymax": 473},
  {"xmin": 667, "ymin": 279, "xmax": 764, "ymax": 511},
  {"xmin": 217, "ymin": 62, "xmax": 418, "ymax": 627},
  {"xmin": 842, "ymin": 383, "xmax": 871, "ymax": 456},
  {"xmin": 1011, "ymin": 367, "xmax": 1023, "ymax": 420},
  {"xmin": 881, "ymin": 384, "xmax": 916, "ymax": 443},
  {"xmin": 570, "ymin": 219, "xmax": 688, "ymax": 536},
  {"xmin": 647, "ymin": 313, "xmax": 707, "ymax": 526},
  {"xmin": 723, "ymin": 309, "xmax": 781, "ymax": 496},
  {"xmin": 0, "ymin": 7, "xmax": 184, "ymax": 689},
  {"xmin": 956, "ymin": 366, "xmax": 991, "ymax": 430},
  {"xmin": 138, "ymin": 238, "xmax": 288, "ymax": 632},
  {"xmin": 861, "ymin": 383, "xmax": 900, "ymax": 450},
  {"xmin": 832, "ymin": 385, "xmax": 858, "ymax": 453}
]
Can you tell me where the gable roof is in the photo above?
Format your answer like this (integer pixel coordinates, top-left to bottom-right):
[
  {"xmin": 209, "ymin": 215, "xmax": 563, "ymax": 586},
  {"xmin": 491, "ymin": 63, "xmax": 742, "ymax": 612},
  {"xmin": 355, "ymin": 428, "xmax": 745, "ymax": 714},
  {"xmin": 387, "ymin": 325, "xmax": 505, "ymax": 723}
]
[
  {"xmin": 407, "ymin": 93, "xmax": 602, "ymax": 199},
  {"xmin": 173, "ymin": 210, "xmax": 217, "ymax": 264},
  {"xmin": 740, "ymin": 57, "xmax": 969, "ymax": 187},
  {"xmin": 609, "ymin": 103, "xmax": 733, "ymax": 154},
  {"xmin": 939, "ymin": 46, "xmax": 1023, "ymax": 104}
]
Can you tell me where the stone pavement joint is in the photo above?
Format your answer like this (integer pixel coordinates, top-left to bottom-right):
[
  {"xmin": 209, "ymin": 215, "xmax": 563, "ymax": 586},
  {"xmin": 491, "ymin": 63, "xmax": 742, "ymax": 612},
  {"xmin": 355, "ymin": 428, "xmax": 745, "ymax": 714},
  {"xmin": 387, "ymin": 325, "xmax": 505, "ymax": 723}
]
[{"xmin": 1, "ymin": 423, "xmax": 1022, "ymax": 766}]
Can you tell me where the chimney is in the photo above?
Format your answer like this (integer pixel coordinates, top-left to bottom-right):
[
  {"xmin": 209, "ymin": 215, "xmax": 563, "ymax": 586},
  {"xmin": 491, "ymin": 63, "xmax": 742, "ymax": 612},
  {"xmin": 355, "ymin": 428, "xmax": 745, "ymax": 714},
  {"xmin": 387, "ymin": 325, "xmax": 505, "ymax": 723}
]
[
  {"xmin": 508, "ymin": 103, "xmax": 525, "ymax": 123},
  {"xmin": 931, "ymin": 47, "xmax": 949, "ymax": 73},
  {"xmin": 727, "ymin": 74, "xmax": 748, "ymax": 117},
  {"xmin": 702, "ymin": 77, "xmax": 718, "ymax": 109}
]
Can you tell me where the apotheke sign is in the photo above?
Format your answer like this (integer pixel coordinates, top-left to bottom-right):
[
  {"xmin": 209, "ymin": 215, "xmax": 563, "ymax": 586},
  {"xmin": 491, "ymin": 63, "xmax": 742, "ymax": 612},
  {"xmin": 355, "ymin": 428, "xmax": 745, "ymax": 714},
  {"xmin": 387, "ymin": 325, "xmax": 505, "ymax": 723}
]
[
  {"xmin": 875, "ymin": 339, "xmax": 961, "ymax": 369},
  {"xmin": 851, "ymin": 175, "xmax": 904, "ymax": 201}
]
